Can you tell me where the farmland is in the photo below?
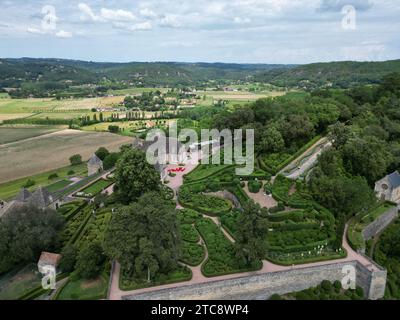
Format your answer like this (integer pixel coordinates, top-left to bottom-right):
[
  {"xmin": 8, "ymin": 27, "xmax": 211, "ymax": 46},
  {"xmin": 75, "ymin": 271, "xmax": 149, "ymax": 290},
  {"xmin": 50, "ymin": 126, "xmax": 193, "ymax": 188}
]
[
  {"xmin": 0, "ymin": 126, "xmax": 64, "ymax": 144},
  {"xmin": 0, "ymin": 129, "xmax": 132, "ymax": 184}
]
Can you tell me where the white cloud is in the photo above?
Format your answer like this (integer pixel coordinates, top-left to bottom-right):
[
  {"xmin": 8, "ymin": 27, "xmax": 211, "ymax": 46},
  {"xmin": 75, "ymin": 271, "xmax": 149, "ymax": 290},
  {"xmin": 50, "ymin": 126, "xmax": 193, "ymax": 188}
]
[
  {"xmin": 27, "ymin": 27, "xmax": 45, "ymax": 34},
  {"xmin": 234, "ymin": 17, "xmax": 251, "ymax": 24},
  {"xmin": 159, "ymin": 14, "xmax": 182, "ymax": 28},
  {"xmin": 139, "ymin": 8, "xmax": 158, "ymax": 18},
  {"xmin": 78, "ymin": 3, "xmax": 100, "ymax": 21},
  {"xmin": 55, "ymin": 30, "xmax": 73, "ymax": 38},
  {"xmin": 114, "ymin": 21, "xmax": 152, "ymax": 32},
  {"xmin": 100, "ymin": 8, "xmax": 136, "ymax": 21}
]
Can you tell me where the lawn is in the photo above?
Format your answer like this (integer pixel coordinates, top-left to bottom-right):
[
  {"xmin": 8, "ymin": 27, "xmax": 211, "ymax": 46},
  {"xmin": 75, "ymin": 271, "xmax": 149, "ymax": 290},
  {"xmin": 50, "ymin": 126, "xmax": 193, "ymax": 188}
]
[
  {"xmin": 76, "ymin": 179, "xmax": 113, "ymax": 198},
  {"xmin": 0, "ymin": 264, "xmax": 42, "ymax": 300},
  {"xmin": 0, "ymin": 163, "xmax": 87, "ymax": 200},
  {"xmin": 347, "ymin": 202, "xmax": 396, "ymax": 251},
  {"xmin": 184, "ymin": 164, "xmax": 230, "ymax": 182},
  {"xmin": 56, "ymin": 275, "xmax": 108, "ymax": 300},
  {"xmin": 45, "ymin": 179, "xmax": 72, "ymax": 193},
  {"xmin": 0, "ymin": 129, "xmax": 131, "ymax": 184}
]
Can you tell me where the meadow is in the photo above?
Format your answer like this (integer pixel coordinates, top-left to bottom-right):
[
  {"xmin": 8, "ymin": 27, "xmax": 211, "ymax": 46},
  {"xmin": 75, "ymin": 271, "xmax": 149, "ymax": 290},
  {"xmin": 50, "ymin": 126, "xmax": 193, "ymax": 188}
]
[{"xmin": 0, "ymin": 129, "xmax": 132, "ymax": 184}]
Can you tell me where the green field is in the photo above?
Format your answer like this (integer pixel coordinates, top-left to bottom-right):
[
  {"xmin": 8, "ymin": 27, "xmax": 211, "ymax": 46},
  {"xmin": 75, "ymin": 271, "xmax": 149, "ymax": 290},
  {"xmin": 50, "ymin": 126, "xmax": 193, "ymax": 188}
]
[
  {"xmin": 45, "ymin": 179, "xmax": 72, "ymax": 193},
  {"xmin": 78, "ymin": 179, "xmax": 113, "ymax": 197},
  {"xmin": 0, "ymin": 163, "xmax": 87, "ymax": 200},
  {"xmin": 0, "ymin": 126, "xmax": 63, "ymax": 144}
]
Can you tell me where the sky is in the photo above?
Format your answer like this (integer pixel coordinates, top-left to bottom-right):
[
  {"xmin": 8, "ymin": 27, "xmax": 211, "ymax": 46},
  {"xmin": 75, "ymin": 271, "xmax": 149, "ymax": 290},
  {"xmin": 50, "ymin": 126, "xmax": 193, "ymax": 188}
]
[{"xmin": 0, "ymin": 0, "xmax": 399, "ymax": 64}]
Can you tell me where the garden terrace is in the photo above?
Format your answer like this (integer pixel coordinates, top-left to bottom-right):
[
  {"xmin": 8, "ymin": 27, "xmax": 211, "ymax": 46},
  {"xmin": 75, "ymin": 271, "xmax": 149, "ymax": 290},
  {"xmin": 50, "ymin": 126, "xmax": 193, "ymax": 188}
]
[
  {"xmin": 119, "ymin": 266, "xmax": 192, "ymax": 291},
  {"xmin": 259, "ymin": 135, "xmax": 322, "ymax": 175},
  {"xmin": 178, "ymin": 184, "xmax": 232, "ymax": 216},
  {"xmin": 347, "ymin": 202, "xmax": 396, "ymax": 252},
  {"xmin": 177, "ymin": 209, "xmax": 206, "ymax": 267},
  {"xmin": 74, "ymin": 179, "xmax": 113, "ymax": 199},
  {"xmin": 58, "ymin": 204, "xmax": 93, "ymax": 247},
  {"xmin": 78, "ymin": 208, "xmax": 113, "ymax": 248},
  {"xmin": 196, "ymin": 217, "xmax": 262, "ymax": 277},
  {"xmin": 265, "ymin": 207, "xmax": 342, "ymax": 265}
]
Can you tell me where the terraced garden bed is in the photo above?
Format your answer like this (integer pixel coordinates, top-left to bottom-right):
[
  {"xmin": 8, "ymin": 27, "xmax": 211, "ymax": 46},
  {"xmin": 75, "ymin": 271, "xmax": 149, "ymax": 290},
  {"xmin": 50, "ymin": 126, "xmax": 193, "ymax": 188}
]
[
  {"xmin": 196, "ymin": 218, "xmax": 261, "ymax": 277},
  {"xmin": 74, "ymin": 179, "xmax": 113, "ymax": 198},
  {"xmin": 119, "ymin": 266, "xmax": 192, "ymax": 291}
]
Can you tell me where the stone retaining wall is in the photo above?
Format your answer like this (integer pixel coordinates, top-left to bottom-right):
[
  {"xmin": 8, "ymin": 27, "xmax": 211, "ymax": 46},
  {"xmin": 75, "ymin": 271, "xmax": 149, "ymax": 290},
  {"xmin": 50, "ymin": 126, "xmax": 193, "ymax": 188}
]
[
  {"xmin": 362, "ymin": 207, "xmax": 399, "ymax": 240},
  {"xmin": 123, "ymin": 261, "xmax": 386, "ymax": 301}
]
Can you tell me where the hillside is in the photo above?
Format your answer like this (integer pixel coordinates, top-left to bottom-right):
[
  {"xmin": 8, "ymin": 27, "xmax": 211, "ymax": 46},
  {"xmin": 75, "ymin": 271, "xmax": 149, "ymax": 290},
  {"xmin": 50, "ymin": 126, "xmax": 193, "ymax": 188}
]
[{"xmin": 254, "ymin": 60, "xmax": 400, "ymax": 89}]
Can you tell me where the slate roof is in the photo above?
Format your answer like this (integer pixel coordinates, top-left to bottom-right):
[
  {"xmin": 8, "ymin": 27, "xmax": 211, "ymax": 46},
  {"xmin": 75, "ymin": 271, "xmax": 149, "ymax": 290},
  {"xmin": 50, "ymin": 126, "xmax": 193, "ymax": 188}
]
[
  {"xmin": 154, "ymin": 162, "xmax": 167, "ymax": 173},
  {"xmin": 88, "ymin": 154, "xmax": 103, "ymax": 166},
  {"xmin": 132, "ymin": 137, "xmax": 185, "ymax": 154},
  {"xmin": 27, "ymin": 187, "xmax": 53, "ymax": 207},
  {"xmin": 387, "ymin": 171, "xmax": 400, "ymax": 189},
  {"xmin": 15, "ymin": 188, "xmax": 32, "ymax": 201}
]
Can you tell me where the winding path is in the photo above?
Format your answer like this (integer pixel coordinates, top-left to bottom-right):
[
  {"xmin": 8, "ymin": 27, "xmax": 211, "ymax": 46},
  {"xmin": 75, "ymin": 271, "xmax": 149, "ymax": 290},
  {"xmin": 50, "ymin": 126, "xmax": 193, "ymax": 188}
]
[{"xmin": 107, "ymin": 141, "xmax": 381, "ymax": 300}]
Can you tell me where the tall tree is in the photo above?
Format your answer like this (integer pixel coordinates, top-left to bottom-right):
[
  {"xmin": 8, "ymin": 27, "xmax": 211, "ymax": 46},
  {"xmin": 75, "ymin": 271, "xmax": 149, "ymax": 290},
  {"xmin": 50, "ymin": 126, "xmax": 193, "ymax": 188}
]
[
  {"xmin": 235, "ymin": 202, "xmax": 268, "ymax": 266},
  {"xmin": 104, "ymin": 192, "xmax": 180, "ymax": 278},
  {"xmin": 114, "ymin": 149, "xmax": 160, "ymax": 204}
]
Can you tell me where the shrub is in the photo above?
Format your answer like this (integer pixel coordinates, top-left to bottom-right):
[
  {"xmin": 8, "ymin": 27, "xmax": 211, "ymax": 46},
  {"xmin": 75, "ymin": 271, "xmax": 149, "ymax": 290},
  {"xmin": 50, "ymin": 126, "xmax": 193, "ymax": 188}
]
[
  {"xmin": 67, "ymin": 170, "xmax": 75, "ymax": 175},
  {"xmin": 69, "ymin": 154, "xmax": 83, "ymax": 166},
  {"xmin": 24, "ymin": 179, "xmax": 35, "ymax": 188},
  {"xmin": 248, "ymin": 180, "xmax": 262, "ymax": 193},
  {"xmin": 108, "ymin": 125, "xmax": 119, "ymax": 133},
  {"xmin": 48, "ymin": 173, "xmax": 59, "ymax": 180}
]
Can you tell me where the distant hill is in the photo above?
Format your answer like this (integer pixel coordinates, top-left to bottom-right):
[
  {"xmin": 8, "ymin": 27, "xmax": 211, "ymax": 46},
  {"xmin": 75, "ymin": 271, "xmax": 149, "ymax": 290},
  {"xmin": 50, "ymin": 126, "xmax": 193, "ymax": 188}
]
[
  {"xmin": 254, "ymin": 60, "xmax": 400, "ymax": 89},
  {"xmin": 0, "ymin": 58, "xmax": 293, "ymax": 88},
  {"xmin": 1, "ymin": 58, "xmax": 399, "ymax": 92}
]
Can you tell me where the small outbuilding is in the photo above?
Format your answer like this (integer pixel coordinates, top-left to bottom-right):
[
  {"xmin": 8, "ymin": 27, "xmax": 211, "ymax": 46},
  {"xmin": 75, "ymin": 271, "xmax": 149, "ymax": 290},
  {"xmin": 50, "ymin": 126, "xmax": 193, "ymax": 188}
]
[
  {"xmin": 375, "ymin": 171, "xmax": 400, "ymax": 203},
  {"xmin": 87, "ymin": 154, "xmax": 103, "ymax": 176},
  {"xmin": 37, "ymin": 252, "xmax": 62, "ymax": 270}
]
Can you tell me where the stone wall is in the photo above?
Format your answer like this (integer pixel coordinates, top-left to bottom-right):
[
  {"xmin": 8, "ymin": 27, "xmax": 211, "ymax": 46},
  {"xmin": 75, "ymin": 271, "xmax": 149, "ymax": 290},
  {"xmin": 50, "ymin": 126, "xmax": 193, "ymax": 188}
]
[
  {"xmin": 123, "ymin": 261, "xmax": 386, "ymax": 301},
  {"xmin": 362, "ymin": 207, "xmax": 399, "ymax": 240}
]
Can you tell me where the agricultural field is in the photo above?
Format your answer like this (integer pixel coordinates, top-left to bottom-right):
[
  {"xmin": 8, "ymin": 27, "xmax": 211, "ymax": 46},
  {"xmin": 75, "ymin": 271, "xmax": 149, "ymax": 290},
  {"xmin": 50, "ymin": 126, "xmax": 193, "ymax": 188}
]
[
  {"xmin": 0, "ymin": 126, "xmax": 64, "ymax": 144},
  {"xmin": 0, "ymin": 129, "xmax": 131, "ymax": 184}
]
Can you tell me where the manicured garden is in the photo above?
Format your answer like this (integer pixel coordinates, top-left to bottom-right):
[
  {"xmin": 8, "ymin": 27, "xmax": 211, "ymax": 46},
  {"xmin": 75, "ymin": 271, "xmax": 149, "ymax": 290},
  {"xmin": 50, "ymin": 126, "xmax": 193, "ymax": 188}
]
[
  {"xmin": 178, "ymin": 184, "xmax": 232, "ymax": 216},
  {"xmin": 177, "ymin": 209, "xmax": 206, "ymax": 266},
  {"xmin": 196, "ymin": 218, "xmax": 261, "ymax": 276},
  {"xmin": 119, "ymin": 266, "xmax": 192, "ymax": 291},
  {"xmin": 46, "ymin": 179, "xmax": 72, "ymax": 193},
  {"xmin": 75, "ymin": 179, "xmax": 113, "ymax": 198}
]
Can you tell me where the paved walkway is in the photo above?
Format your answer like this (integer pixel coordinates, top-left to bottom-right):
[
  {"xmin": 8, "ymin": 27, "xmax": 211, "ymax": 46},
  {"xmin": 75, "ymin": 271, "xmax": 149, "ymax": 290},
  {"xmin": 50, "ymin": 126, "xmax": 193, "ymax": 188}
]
[
  {"xmin": 107, "ymin": 140, "xmax": 381, "ymax": 300},
  {"xmin": 243, "ymin": 181, "xmax": 277, "ymax": 209},
  {"xmin": 108, "ymin": 222, "xmax": 380, "ymax": 300},
  {"xmin": 280, "ymin": 137, "xmax": 331, "ymax": 180}
]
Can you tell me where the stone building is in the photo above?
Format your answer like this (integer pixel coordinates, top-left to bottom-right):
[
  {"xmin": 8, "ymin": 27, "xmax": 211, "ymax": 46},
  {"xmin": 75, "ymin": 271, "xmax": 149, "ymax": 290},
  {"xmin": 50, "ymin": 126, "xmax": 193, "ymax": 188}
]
[
  {"xmin": 375, "ymin": 171, "xmax": 400, "ymax": 203},
  {"xmin": 87, "ymin": 154, "xmax": 104, "ymax": 176},
  {"xmin": 37, "ymin": 251, "xmax": 62, "ymax": 270},
  {"xmin": 132, "ymin": 137, "xmax": 185, "ymax": 181},
  {"xmin": 0, "ymin": 186, "xmax": 58, "ymax": 218}
]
